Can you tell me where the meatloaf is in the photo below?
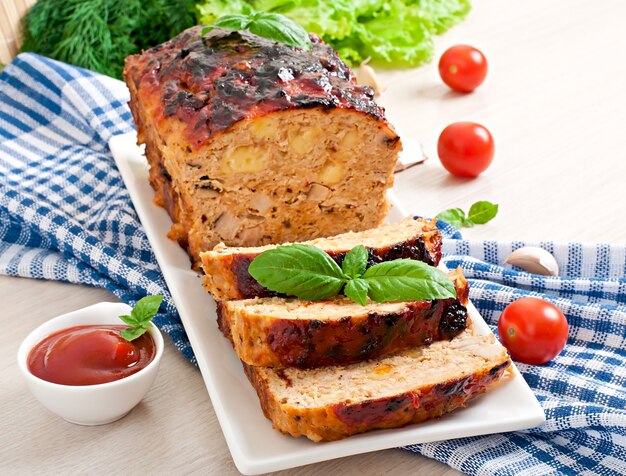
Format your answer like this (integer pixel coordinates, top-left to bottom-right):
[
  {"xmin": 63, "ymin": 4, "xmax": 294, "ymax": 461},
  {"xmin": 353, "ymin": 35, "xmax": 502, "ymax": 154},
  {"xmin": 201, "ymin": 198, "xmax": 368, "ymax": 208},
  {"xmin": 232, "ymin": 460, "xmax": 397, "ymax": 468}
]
[
  {"xmin": 201, "ymin": 217, "xmax": 442, "ymax": 300},
  {"xmin": 123, "ymin": 26, "xmax": 402, "ymax": 269},
  {"xmin": 217, "ymin": 268, "xmax": 469, "ymax": 368},
  {"xmin": 244, "ymin": 332, "xmax": 511, "ymax": 442}
]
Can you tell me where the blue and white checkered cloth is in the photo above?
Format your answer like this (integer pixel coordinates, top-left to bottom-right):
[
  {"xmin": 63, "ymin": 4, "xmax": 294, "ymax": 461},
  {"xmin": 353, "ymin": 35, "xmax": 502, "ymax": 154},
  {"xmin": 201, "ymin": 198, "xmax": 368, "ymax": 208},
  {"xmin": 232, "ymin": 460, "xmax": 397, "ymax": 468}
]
[{"xmin": 1, "ymin": 54, "xmax": 625, "ymax": 475}]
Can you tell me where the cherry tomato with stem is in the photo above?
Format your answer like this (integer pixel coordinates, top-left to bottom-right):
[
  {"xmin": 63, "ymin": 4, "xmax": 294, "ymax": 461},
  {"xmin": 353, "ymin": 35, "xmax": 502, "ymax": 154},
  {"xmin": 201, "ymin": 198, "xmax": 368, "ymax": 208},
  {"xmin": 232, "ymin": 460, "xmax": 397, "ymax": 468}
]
[
  {"xmin": 439, "ymin": 45, "xmax": 488, "ymax": 92},
  {"xmin": 498, "ymin": 297, "xmax": 568, "ymax": 365},
  {"xmin": 437, "ymin": 122, "xmax": 494, "ymax": 177}
]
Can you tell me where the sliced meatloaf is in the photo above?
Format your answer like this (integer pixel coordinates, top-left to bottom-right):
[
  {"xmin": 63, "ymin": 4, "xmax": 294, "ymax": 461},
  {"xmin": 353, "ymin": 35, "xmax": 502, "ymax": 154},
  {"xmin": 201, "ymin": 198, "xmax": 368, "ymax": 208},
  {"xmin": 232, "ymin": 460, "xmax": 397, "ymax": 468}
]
[
  {"xmin": 201, "ymin": 217, "xmax": 442, "ymax": 301},
  {"xmin": 217, "ymin": 268, "xmax": 469, "ymax": 368},
  {"xmin": 244, "ymin": 331, "xmax": 511, "ymax": 442},
  {"xmin": 123, "ymin": 26, "xmax": 401, "ymax": 270}
]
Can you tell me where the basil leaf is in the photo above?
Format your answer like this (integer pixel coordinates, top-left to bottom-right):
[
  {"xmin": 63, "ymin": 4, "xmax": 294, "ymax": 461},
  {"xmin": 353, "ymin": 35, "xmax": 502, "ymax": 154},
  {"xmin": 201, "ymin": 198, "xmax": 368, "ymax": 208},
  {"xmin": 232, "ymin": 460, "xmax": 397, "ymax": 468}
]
[
  {"xmin": 119, "ymin": 295, "xmax": 163, "ymax": 342},
  {"xmin": 248, "ymin": 244, "xmax": 347, "ymax": 301},
  {"xmin": 436, "ymin": 200, "xmax": 499, "ymax": 229},
  {"xmin": 462, "ymin": 217, "xmax": 476, "ymax": 228},
  {"xmin": 202, "ymin": 14, "xmax": 252, "ymax": 35},
  {"xmin": 344, "ymin": 278, "xmax": 369, "ymax": 306},
  {"xmin": 117, "ymin": 313, "xmax": 139, "ymax": 326},
  {"xmin": 120, "ymin": 326, "xmax": 149, "ymax": 342},
  {"xmin": 362, "ymin": 259, "xmax": 456, "ymax": 302},
  {"xmin": 342, "ymin": 245, "xmax": 368, "ymax": 279},
  {"xmin": 201, "ymin": 12, "xmax": 312, "ymax": 51},
  {"xmin": 130, "ymin": 295, "xmax": 163, "ymax": 325},
  {"xmin": 435, "ymin": 207, "xmax": 466, "ymax": 229},
  {"xmin": 468, "ymin": 201, "xmax": 499, "ymax": 224},
  {"xmin": 248, "ymin": 12, "xmax": 312, "ymax": 50}
]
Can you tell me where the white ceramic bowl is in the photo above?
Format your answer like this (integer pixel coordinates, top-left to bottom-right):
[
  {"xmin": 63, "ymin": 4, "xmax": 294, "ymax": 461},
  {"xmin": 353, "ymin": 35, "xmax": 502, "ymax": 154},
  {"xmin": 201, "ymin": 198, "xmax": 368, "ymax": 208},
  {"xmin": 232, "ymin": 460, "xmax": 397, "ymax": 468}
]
[{"xmin": 17, "ymin": 302, "xmax": 164, "ymax": 425}]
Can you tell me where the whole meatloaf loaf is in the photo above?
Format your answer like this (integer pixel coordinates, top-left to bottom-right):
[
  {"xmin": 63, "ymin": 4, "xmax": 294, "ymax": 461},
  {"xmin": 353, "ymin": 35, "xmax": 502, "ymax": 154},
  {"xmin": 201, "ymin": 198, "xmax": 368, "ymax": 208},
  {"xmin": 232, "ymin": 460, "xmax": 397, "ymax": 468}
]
[
  {"xmin": 202, "ymin": 217, "xmax": 442, "ymax": 301},
  {"xmin": 217, "ymin": 268, "xmax": 469, "ymax": 368},
  {"xmin": 244, "ymin": 332, "xmax": 511, "ymax": 442},
  {"xmin": 123, "ymin": 26, "xmax": 402, "ymax": 269}
]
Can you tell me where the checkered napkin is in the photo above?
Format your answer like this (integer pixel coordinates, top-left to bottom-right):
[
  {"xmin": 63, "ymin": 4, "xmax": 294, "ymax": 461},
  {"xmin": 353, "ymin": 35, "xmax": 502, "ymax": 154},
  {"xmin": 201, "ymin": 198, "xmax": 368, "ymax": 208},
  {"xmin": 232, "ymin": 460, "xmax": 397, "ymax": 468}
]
[
  {"xmin": 407, "ymin": 225, "xmax": 626, "ymax": 475},
  {"xmin": 0, "ymin": 53, "xmax": 194, "ymax": 362},
  {"xmin": 1, "ymin": 54, "xmax": 625, "ymax": 475}
]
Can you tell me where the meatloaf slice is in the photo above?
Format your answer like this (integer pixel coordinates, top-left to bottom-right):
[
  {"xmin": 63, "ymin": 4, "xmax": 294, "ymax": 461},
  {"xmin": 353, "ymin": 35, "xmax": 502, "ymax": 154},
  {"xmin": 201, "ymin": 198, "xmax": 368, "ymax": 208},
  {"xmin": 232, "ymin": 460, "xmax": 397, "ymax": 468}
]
[
  {"xmin": 217, "ymin": 268, "xmax": 469, "ymax": 368},
  {"xmin": 201, "ymin": 217, "xmax": 442, "ymax": 301},
  {"xmin": 123, "ymin": 26, "xmax": 401, "ymax": 270},
  {"xmin": 244, "ymin": 331, "xmax": 511, "ymax": 442}
]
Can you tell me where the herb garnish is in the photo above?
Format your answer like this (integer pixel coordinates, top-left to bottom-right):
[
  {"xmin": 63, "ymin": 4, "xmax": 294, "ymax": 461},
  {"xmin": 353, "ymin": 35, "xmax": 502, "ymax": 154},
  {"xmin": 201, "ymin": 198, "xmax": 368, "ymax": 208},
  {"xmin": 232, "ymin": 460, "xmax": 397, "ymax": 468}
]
[
  {"xmin": 196, "ymin": 0, "xmax": 471, "ymax": 68},
  {"xmin": 436, "ymin": 200, "xmax": 499, "ymax": 230},
  {"xmin": 248, "ymin": 244, "xmax": 456, "ymax": 305},
  {"xmin": 118, "ymin": 295, "xmax": 163, "ymax": 341},
  {"xmin": 202, "ymin": 12, "xmax": 312, "ymax": 50},
  {"xmin": 20, "ymin": 0, "xmax": 197, "ymax": 80}
]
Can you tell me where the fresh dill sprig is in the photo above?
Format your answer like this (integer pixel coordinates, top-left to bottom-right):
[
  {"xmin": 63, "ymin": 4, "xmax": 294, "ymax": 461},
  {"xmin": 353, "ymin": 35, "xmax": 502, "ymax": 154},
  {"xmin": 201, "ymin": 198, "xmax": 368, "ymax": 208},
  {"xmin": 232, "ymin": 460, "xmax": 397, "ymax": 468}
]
[{"xmin": 20, "ymin": 0, "xmax": 196, "ymax": 79}]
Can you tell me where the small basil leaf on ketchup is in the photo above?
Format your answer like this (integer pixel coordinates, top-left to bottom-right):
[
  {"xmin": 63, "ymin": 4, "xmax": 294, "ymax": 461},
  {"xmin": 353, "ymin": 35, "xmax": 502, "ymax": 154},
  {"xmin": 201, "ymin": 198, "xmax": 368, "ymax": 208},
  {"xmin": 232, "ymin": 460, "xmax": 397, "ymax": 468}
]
[{"xmin": 119, "ymin": 295, "xmax": 163, "ymax": 342}]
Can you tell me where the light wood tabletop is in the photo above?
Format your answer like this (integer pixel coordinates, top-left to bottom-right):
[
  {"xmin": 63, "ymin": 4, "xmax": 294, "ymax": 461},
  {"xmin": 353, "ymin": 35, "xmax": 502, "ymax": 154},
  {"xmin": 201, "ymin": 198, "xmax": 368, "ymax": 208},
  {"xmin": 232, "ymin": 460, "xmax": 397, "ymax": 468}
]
[{"xmin": 2, "ymin": 0, "xmax": 626, "ymax": 474}]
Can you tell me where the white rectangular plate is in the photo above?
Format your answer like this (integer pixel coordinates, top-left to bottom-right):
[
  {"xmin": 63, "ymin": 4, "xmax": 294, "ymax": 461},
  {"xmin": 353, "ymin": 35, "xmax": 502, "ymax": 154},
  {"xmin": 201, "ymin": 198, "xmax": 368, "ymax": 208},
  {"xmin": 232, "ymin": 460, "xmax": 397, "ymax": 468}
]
[{"xmin": 109, "ymin": 132, "xmax": 545, "ymax": 475}]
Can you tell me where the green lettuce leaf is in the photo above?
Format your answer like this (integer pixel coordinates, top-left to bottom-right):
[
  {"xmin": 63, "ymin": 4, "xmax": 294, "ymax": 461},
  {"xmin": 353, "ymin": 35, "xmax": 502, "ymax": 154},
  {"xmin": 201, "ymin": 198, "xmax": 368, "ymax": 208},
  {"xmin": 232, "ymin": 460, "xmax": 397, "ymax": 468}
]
[
  {"xmin": 196, "ymin": 0, "xmax": 253, "ymax": 23},
  {"xmin": 344, "ymin": 1, "xmax": 434, "ymax": 66},
  {"xmin": 195, "ymin": 0, "xmax": 471, "ymax": 67},
  {"xmin": 254, "ymin": 0, "xmax": 355, "ymax": 40},
  {"xmin": 416, "ymin": 0, "xmax": 472, "ymax": 35}
]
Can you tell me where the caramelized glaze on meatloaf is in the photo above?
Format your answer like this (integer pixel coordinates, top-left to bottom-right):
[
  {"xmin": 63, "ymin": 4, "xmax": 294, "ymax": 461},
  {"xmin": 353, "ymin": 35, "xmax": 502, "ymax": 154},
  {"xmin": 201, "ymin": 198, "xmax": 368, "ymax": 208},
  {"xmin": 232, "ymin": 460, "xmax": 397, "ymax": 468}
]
[
  {"xmin": 123, "ymin": 26, "xmax": 402, "ymax": 269},
  {"xmin": 244, "ymin": 332, "xmax": 511, "ymax": 442},
  {"xmin": 217, "ymin": 268, "xmax": 469, "ymax": 368}
]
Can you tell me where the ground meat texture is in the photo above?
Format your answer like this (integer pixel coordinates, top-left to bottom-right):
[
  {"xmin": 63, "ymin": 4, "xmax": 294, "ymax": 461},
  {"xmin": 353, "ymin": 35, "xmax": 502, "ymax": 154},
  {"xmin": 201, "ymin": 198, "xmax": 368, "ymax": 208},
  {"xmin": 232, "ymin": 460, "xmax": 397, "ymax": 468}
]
[
  {"xmin": 124, "ymin": 26, "xmax": 401, "ymax": 270},
  {"xmin": 242, "ymin": 332, "xmax": 512, "ymax": 442},
  {"xmin": 216, "ymin": 268, "xmax": 470, "ymax": 368}
]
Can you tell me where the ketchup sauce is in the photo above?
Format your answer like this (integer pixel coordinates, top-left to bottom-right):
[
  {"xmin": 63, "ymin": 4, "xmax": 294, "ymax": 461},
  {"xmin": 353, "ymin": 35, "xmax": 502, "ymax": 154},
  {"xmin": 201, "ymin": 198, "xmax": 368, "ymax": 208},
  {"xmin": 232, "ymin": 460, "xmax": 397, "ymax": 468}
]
[{"xmin": 27, "ymin": 325, "xmax": 156, "ymax": 386}]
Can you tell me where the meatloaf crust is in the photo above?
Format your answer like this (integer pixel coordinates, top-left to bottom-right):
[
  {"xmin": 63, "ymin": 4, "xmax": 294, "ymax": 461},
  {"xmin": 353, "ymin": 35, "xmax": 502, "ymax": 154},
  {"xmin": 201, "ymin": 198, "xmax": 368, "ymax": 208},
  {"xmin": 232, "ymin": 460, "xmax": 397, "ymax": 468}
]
[
  {"xmin": 124, "ymin": 26, "xmax": 402, "ymax": 269},
  {"xmin": 202, "ymin": 217, "xmax": 442, "ymax": 301},
  {"xmin": 124, "ymin": 26, "xmax": 388, "ymax": 149},
  {"xmin": 217, "ymin": 268, "xmax": 469, "ymax": 368},
  {"xmin": 243, "ymin": 332, "xmax": 511, "ymax": 442}
]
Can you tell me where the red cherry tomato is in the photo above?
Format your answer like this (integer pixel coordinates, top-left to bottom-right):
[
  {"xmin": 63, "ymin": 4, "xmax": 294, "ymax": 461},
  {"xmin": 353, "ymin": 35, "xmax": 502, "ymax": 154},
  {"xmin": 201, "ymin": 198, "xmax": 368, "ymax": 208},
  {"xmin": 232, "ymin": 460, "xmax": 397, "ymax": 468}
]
[
  {"xmin": 439, "ymin": 45, "xmax": 488, "ymax": 92},
  {"xmin": 498, "ymin": 297, "xmax": 568, "ymax": 365},
  {"xmin": 437, "ymin": 122, "xmax": 494, "ymax": 177}
]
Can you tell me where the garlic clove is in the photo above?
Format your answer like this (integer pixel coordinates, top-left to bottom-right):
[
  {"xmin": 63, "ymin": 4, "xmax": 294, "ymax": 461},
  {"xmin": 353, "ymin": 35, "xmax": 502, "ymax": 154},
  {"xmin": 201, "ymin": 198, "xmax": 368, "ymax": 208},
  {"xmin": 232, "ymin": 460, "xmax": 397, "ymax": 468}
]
[
  {"xmin": 505, "ymin": 247, "xmax": 559, "ymax": 276},
  {"xmin": 356, "ymin": 63, "xmax": 384, "ymax": 96}
]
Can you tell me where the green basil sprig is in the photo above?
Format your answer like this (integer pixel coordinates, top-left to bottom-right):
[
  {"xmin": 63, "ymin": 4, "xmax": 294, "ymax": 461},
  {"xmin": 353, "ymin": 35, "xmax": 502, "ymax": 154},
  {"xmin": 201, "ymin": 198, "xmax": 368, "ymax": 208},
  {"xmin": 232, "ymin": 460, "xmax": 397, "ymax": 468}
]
[
  {"xmin": 201, "ymin": 12, "xmax": 312, "ymax": 51},
  {"xmin": 436, "ymin": 200, "xmax": 499, "ymax": 230},
  {"xmin": 118, "ymin": 295, "xmax": 163, "ymax": 341},
  {"xmin": 248, "ymin": 244, "xmax": 456, "ymax": 306}
]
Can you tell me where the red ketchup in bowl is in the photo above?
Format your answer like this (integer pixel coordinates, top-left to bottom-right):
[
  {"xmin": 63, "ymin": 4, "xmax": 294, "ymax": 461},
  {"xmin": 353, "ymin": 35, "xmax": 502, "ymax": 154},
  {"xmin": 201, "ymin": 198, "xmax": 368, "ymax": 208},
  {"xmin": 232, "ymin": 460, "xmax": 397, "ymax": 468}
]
[{"xmin": 27, "ymin": 325, "xmax": 156, "ymax": 386}]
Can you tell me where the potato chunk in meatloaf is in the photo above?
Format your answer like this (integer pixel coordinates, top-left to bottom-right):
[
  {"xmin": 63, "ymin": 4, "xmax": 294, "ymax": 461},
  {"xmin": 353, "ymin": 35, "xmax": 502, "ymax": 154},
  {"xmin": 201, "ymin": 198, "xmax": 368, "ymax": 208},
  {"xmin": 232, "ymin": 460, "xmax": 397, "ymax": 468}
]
[{"xmin": 124, "ymin": 26, "xmax": 402, "ymax": 269}]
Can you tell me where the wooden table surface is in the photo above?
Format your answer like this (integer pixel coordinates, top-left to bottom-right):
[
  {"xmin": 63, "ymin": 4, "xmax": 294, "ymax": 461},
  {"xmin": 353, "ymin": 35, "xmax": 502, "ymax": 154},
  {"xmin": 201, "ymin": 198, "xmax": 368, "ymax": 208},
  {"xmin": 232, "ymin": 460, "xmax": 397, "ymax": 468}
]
[{"xmin": 2, "ymin": 0, "xmax": 625, "ymax": 474}]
